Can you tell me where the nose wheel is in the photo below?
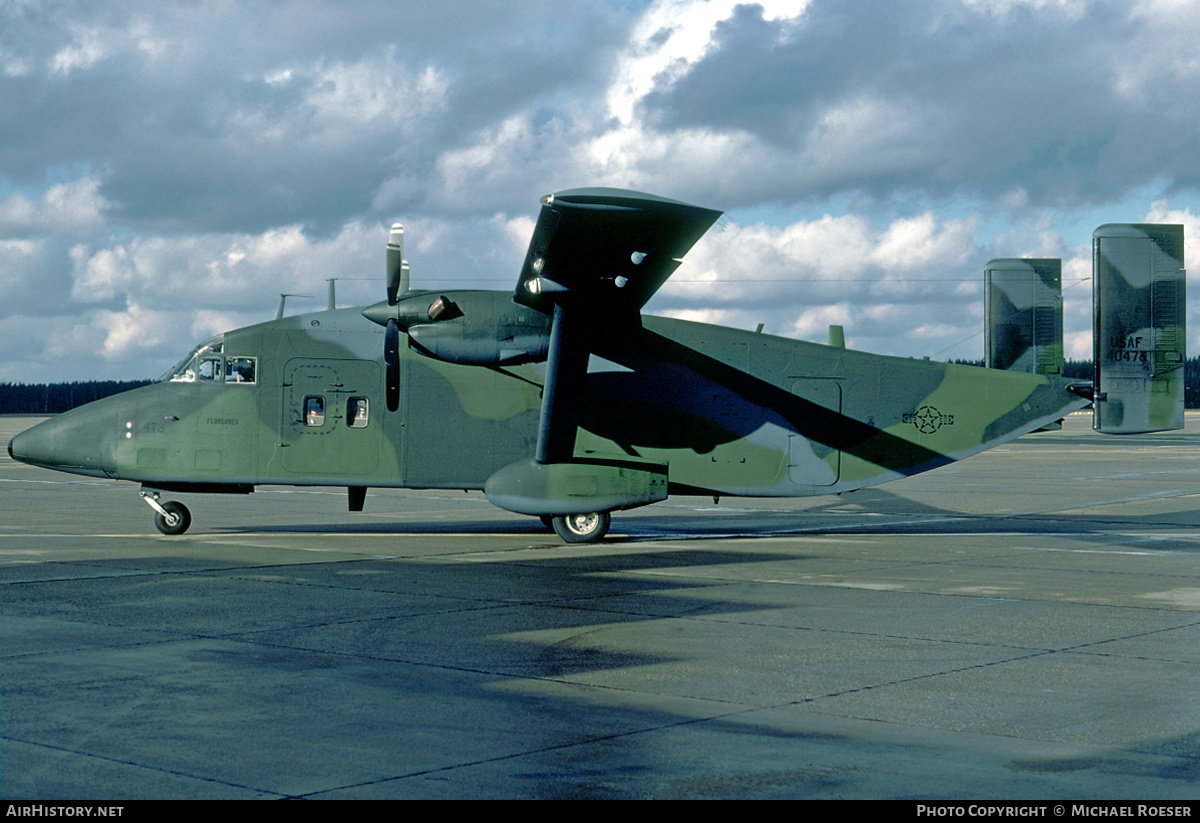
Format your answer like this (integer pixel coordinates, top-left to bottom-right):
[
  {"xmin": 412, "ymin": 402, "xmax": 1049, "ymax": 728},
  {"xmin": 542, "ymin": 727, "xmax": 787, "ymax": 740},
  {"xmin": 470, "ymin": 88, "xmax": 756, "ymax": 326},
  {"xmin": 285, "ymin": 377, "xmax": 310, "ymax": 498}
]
[{"xmin": 140, "ymin": 491, "xmax": 192, "ymax": 535}]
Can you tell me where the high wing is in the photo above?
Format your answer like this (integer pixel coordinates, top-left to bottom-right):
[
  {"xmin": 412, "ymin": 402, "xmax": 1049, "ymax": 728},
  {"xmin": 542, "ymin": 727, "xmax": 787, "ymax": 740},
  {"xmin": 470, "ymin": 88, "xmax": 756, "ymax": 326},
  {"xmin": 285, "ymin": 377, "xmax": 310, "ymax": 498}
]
[
  {"xmin": 518, "ymin": 188, "xmax": 720, "ymax": 462},
  {"xmin": 515, "ymin": 188, "xmax": 722, "ymax": 318},
  {"xmin": 485, "ymin": 187, "xmax": 1086, "ymax": 537},
  {"xmin": 484, "ymin": 189, "xmax": 721, "ymax": 522}
]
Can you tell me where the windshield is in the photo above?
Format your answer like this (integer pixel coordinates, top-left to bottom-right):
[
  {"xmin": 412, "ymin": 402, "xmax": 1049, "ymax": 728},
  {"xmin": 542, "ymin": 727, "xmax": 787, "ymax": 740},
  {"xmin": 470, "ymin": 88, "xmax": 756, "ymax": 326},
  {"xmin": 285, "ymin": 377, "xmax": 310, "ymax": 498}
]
[{"xmin": 161, "ymin": 334, "xmax": 225, "ymax": 383}]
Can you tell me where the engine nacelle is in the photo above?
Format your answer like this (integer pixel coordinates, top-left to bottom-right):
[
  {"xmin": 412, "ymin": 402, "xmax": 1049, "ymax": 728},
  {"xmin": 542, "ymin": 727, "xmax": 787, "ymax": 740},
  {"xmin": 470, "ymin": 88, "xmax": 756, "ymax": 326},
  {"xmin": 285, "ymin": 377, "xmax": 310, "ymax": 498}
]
[
  {"xmin": 484, "ymin": 457, "xmax": 669, "ymax": 516},
  {"xmin": 364, "ymin": 290, "xmax": 551, "ymax": 367}
]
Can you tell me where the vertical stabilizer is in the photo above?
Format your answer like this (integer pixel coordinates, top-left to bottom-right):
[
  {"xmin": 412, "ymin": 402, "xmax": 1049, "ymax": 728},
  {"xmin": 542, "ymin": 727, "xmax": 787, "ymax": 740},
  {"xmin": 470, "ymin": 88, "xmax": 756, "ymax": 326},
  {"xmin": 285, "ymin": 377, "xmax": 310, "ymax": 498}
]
[
  {"xmin": 1093, "ymin": 223, "xmax": 1185, "ymax": 433},
  {"xmin": 984, "ymin": 258, "xmax": 1063, "ymax": 375}
]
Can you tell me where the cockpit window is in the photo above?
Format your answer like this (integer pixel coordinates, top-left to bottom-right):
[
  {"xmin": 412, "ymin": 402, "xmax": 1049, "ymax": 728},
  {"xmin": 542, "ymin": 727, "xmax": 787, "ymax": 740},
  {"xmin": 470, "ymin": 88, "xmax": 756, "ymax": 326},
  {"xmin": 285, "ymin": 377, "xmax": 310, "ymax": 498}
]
[
  {"xmin": 165, "ymin": 335, "xmax": 225, "ymax": 383},
  {"xmin": 225, "ymin": 357, "xmax": 256, "ymax": 384},
  {"xmin": 196, "ymin": 355, "xmax": 221, "ymax": 381},
  {"xmin": 164, "ymin": 336, "xmax": 252, "ymax": 385}
]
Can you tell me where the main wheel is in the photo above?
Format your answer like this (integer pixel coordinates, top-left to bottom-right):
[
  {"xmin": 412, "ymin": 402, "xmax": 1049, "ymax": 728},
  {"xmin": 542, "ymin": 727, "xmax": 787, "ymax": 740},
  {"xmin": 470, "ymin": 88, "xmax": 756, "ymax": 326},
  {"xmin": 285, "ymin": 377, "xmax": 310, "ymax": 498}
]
[
  {"xmin": 154, "ymin": 501, "xmax": 191, "ymax": 536},
  {"xmin": 551, "ymin": 512, "xmax": 610, "ymax": 544}
]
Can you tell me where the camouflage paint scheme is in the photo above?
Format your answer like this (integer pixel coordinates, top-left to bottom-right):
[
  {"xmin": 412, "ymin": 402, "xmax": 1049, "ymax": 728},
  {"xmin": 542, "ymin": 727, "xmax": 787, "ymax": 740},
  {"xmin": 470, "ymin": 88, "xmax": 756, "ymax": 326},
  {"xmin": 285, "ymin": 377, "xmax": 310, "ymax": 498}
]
[
  {"xmin": 984, "ymin": 258, "xmax": 1063, "ymax": 376},
  {"xmin": 1093, "ymin": 224, "xmax": 1185, "ymax": 434},
  {"xmin": 9, "ymin": 189, "xmax": 1090, "ymax": 540}
]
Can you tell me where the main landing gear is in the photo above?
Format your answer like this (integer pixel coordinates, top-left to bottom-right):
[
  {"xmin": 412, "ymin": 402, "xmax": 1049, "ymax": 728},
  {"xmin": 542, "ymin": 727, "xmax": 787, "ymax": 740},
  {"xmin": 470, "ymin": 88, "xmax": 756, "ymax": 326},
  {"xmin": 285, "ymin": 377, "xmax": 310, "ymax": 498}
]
[
  {"xmin": 550, "ymin": 511, "xmax": 611, "ymax": 543},
  {"xmin": 140, "ymin": 491, "xmax": 192, "ymax": 536}
]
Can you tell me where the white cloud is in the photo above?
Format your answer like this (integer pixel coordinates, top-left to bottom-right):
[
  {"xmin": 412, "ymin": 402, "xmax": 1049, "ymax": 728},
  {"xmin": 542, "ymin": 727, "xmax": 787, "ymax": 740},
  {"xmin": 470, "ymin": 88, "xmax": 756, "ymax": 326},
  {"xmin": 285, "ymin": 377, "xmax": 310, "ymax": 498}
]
[
  {"xmin": 305, "ymin": 56, "xmax": 447, "ymax": 131},
  {"xmin": 800, "ymin": 96, "xmax": 935, "ymax": 182},
  {"xmin": 1144, "ymin": 199, "xmax": 1200, "ymax": 245},
  {"xmin": 1064, "ymin": 329, "xmax": 1092, "ymax": 360},
  {"xmin": 93, "ymin": 301, "xmax": 175, "ymax": 361},
  {"xmin": 606, "ymin": 0, "xmax": 810, "ymax": 124},
  {"xmin": 1110, "ymin": 1, "xmax": 1200, "ymax": 97},
  {"xmin": 869, "ymin": 212, "xmax": 979, "ymax": 272},
  {"xmin": 500, "ymin": 214, "xmax": 537, "ymax": 259},
  {"xmin": 47, "ymin": 20, "xmax": 164, "ymax": 76},
  {"xmin": 671, "ymin": 210, "xmax": 979, "ymax": 301},
  {"xmin": 658, "ymin": 307, "xmax": 742, "ymax": 327},
  {"xmin": 239, "ymin": 51, "xmax": 449, "ymax": 149},
  {"xmin": 69, "ymin": 221, "xmax": 384, "ymax": 309},
  {"xmin": 961, "ymin": 0, "xmax": 1089, "ymax": 16},
  {"xmin": 264, "ymin": 68, "xmax": 293, "ymax": 87},
  {"xmin": 787, "ymin": 303, "xmax": 853, "ymax": 340},
  {"xmin": 0, "ymin": 239, "xmax": 43, "ymax": 300},
  {"xmin": 49, "ymin": 29, "xmax": 110, "ymax": 75},
  {"xmin": 1, "ymin": 49, "xmax": 30, "ymax": 76},
  {"xmin": 650, "ymin": 208, "xmax": 990, "ymax": 358},
  {"xmin": 0, "ymin": 177, "xmax": 109, "ymax": 234}
]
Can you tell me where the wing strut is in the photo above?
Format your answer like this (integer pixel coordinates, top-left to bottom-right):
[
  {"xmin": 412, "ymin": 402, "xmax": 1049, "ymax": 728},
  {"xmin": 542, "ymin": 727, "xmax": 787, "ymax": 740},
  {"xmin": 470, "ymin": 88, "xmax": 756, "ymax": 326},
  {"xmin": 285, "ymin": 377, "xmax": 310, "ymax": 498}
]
[
  {"xmin": 535, "ymin": 302, "xmax": 592, "ymax": 463},
  {"xmin": 516, "ymin": 188, "xmax": 722, "ymax": 463}
]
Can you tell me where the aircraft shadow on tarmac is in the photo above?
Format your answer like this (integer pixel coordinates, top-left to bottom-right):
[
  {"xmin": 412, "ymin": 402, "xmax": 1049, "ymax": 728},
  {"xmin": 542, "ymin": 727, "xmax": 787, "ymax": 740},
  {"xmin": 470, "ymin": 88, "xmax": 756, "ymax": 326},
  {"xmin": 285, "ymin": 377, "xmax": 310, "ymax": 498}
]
[{"xmin": 210, "ymin": 484, "xmax": 1200, "ymax": 552}]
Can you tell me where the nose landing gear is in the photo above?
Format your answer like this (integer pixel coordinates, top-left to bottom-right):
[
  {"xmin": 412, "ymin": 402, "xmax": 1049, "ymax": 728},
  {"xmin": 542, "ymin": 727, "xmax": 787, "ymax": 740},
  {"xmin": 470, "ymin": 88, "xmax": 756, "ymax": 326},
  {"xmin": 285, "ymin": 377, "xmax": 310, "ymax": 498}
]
[{"xmin": 140, "ymin": 491, "xmax": 192, "ymax": 536}]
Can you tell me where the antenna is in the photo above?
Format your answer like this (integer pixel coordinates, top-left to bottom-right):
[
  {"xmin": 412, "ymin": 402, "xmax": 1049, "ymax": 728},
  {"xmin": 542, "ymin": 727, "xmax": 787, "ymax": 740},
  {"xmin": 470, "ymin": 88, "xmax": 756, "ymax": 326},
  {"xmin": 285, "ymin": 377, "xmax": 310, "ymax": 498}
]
[{"xmin": 276, "ymin": 293, "xmax": 315, "ymax": 320}]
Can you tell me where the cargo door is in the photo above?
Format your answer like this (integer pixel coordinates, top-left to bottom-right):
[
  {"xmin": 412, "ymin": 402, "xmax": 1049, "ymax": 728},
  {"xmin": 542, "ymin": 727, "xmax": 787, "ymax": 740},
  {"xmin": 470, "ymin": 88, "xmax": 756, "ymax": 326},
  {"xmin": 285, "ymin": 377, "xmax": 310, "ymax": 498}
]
[
  {"xmin": 282, "ymin": 358, "xmax": 382, "ymax": 475},
  {"xmin": 788, "ymin": 378, "xmax": 841, "ymax": 485}
]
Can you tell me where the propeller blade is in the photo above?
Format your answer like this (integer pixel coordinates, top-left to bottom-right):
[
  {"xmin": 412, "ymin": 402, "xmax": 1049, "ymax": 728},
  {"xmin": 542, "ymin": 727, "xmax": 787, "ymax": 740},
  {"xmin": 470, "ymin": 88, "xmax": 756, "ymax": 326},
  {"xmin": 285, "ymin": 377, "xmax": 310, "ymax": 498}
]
[
  {"xmin": 384, "ymin": 317, "xmax": 400, "ymax": 412},
  {"xmin": 386, "ymin": 223, "xmax": 406, "ymax": 306}
]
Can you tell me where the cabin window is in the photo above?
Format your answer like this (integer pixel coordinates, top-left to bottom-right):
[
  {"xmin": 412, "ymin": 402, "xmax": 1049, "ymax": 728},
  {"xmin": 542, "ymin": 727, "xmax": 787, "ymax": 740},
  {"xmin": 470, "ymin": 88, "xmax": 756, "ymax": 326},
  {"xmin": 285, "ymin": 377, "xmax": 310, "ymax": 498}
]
[
  {"xmin": 303, "ymin": 396, "xmax": 325, "ymax": 427},
  {"xmin": 347, "ymin": 397, "xmax": 369, "ymax": 428},
  {"xmin": 225, "ymin": 357, "xmax": 256, "ymax": 384}
]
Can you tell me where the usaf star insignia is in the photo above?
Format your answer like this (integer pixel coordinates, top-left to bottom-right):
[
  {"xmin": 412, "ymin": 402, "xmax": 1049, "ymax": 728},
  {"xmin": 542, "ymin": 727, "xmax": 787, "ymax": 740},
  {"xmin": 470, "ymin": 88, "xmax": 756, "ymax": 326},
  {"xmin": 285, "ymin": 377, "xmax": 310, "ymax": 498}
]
[{"xmin": 903, "ymin": 405, "xmax": 955, "ymax": 434}]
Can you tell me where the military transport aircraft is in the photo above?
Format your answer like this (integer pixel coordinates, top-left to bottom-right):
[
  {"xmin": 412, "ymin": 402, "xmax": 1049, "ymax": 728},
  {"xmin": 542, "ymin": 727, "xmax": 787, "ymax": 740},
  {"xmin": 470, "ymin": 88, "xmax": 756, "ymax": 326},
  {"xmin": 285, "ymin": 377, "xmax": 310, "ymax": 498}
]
[{"xmin": 8, "ymin": 188, "xmax": 1117, "ymax": 542}]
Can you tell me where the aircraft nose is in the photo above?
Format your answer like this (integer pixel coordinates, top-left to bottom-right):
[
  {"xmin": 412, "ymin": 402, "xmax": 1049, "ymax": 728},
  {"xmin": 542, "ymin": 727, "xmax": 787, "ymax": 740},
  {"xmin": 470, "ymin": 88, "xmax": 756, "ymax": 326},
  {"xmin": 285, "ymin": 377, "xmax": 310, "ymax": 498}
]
[
  {"xmin": 8, "ymin": 410, "xmax": 119, "ymax": 478},
  {"xmin": 8, "ymin": 426, "xmax": 46, "ymax": 466}
]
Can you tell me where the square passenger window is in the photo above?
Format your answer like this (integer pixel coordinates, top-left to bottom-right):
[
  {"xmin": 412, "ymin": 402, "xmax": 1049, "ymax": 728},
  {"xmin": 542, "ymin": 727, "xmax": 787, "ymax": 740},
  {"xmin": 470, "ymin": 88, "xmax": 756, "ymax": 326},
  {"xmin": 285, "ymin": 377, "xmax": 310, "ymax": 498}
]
[
  {"xmin": 347, "ymin": 397, "xmax": 369, "ymax": 428},
  {"xmin": 303, "ymin": 396, "xmax": 325, "ymax": 427}
]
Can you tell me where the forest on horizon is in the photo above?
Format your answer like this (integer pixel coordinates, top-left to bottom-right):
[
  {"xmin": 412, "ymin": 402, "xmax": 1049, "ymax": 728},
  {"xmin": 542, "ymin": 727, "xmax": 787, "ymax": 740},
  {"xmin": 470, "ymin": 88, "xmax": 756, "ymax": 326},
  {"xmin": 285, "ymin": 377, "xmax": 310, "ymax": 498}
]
[
  {"xmin": 2, "ymin": 357, "xmax": 1200, "ymax": 415},
  {"xmin": 5, "ymin": 358, "xmax": 1200, "ymax": 414}
]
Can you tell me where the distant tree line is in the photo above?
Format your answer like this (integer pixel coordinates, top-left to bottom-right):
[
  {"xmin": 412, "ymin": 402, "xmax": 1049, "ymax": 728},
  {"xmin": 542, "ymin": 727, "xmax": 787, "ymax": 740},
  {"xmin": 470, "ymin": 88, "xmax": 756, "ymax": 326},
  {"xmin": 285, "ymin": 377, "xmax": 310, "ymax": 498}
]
[
  {"xmin": 0, "ymin": 381, "xmax": 152, "ymax": 414},
  {"xmin": 953, "ymin": 358, "xmax": 1200, "ymax": 408},
  {"xmin": 952, "ymin": 359, "xmax": 1093, "ymax": 378},
  {"xmin": 4, "ymin": 360, "xmax": 1200, "ymax": 413}
]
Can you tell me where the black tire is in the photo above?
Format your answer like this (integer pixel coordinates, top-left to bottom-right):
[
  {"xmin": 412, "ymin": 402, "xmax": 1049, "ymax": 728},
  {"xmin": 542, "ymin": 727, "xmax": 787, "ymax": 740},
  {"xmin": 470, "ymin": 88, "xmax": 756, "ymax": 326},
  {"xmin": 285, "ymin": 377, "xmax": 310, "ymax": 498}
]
[
  {"xmin": 551, "ymin": 512, "xmax": 610, "ymax": 543},
  {"xmin": 538, "ymin": 515, "xmax": 555, "ymax": 531},
  {"xmin": 154, "ymin": 501, "xmax": 191, "ymax": 536}
]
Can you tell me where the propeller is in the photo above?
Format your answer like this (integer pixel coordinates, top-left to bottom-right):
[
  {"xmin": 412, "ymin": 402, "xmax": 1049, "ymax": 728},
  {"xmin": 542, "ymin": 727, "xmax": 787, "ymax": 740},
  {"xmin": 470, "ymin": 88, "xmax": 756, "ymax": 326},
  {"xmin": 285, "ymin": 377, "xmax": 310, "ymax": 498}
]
[
  {"xmin": 384, "ymin": 223, "xmax": 406, "ymax": 412},
  {"xmin": 362, "ymin": 218, "xmax": 551, "ymax": 387},
  {"xmin": 385, "ymin": 223, "xmax": 407, "ymax": 305}
]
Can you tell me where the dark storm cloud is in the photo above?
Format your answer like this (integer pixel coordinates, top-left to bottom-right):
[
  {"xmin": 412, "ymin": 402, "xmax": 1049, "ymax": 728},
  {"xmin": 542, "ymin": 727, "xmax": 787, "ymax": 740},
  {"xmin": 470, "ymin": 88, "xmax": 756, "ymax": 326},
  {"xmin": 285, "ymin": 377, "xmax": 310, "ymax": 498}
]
[
  {"xmin": 641, "ymin": 0, "xmax": 1199, "ymax": 210},
  {"xmin": 0, "ymin": 1, "xmax": 628, "ymax": 233},
  {"xmin": 5, "ymin": 0, "xmax": 1200, "ymax": 381}
]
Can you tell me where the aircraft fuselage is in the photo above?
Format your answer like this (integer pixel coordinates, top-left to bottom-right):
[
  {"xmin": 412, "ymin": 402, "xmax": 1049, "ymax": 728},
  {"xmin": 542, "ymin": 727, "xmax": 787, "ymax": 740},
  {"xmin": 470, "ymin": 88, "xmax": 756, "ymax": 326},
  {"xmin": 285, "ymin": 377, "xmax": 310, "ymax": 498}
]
[{"xmin": 9, "ymin": 300, "xmax": 1087, "ymax": 515}]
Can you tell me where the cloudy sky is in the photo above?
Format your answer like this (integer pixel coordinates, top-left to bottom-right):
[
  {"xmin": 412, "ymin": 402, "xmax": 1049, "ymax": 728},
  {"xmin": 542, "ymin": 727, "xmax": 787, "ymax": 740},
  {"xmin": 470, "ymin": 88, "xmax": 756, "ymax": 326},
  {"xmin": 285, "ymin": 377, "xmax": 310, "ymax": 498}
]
[{"xmin": 3, "ymin": 0, "xmax": 1200, "ymax": 382}]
